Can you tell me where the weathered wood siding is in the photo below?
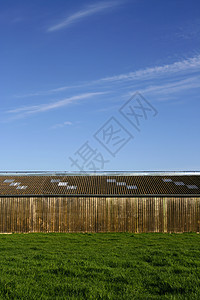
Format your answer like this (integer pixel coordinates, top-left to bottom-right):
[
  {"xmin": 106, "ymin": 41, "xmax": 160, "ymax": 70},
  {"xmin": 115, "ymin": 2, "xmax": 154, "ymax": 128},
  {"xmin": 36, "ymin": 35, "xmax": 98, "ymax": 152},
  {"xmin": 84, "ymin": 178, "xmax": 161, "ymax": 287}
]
[{"xmin": 0, "ymin": 197, "xmax": 200, "ymax": 233}]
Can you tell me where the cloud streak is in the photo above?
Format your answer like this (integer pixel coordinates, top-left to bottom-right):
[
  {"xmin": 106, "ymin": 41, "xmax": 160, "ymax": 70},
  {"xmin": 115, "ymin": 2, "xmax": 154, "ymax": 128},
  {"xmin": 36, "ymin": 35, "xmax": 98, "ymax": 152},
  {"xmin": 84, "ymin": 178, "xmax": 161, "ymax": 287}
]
[
  {"xmin": 13, "ymin": 84, "xmax": 85, "ymax": 99},
  {"xmin": 134, "ymin": 75, "xmax": 200, "ymax": 96},
  {"xmin": 98, "ymin": 54, "xmax": 200, "ymax": 83},
  {"xmin": 15, "ymin": 54, "xmax": 200, "ymax": 99},
  {"xmin": 47, "ymin": 1, "xmax": 122, "ymax": 32},
  {"xmin": 51, "ymin": 121, "xmax": 72, "ymax": 129},
  {"xmin": 7, "ymin": 54, "xmax": 200, "ymax": 123},
  {"xmin": 7, "ymin": 92, "xmax": 106, "ymax": 117}
]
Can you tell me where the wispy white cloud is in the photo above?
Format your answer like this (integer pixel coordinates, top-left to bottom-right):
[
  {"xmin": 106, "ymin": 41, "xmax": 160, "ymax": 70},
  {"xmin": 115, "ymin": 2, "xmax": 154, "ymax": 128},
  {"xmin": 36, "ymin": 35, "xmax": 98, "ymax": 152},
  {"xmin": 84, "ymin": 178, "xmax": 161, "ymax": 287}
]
[
  {"xmin": 14, "ymin": 85, "xmax": 78, "ymax": 98},
  {"xmin": 0, "ymin": 9, "xmax": 24, "ymax": 25},
  {"xmin": 8, "ymin": 54, "xmax": 200, "ymax": 123},
  {"xmin": 51, "ymin": 121, "xmax": 72, "ymax": 129},
  {"xmin": 145, "ymin": 76, "xmax": 200, "ymax": 95},
  {"xmin": 7, "ymin": 92, "xmax": 106, "ymax": 117},
  {"xmin": 127, "ymin": 75, "xmax": 200, "ymax": 97},
  {"xmin": 175, "ymin": 19, "xmax": 200, "ymax": 40},
  {"xmin": 15, "ymin": 54, "xmax": 200, "ymax": 99},
  {"xmin": 47, "ymin": 1, "xmax": 122, "ymax": 32},
  {"xmin": 98, "ymin": 54, "xmax": 200, "ymax": 83}
]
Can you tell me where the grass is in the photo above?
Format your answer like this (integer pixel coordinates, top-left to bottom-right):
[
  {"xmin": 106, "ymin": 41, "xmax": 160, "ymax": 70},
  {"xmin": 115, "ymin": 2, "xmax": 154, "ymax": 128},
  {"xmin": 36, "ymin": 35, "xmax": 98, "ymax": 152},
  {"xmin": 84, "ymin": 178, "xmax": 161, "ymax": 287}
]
[{"xmin": 0, "ymin": 233, "xmax": 200, "ymax": 299}]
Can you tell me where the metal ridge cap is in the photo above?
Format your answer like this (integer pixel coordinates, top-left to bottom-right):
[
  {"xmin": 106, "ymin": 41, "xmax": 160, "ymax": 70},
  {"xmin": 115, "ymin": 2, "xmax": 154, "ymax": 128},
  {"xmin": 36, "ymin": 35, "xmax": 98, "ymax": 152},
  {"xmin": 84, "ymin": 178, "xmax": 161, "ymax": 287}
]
[{"xmin": 0, "ymin": 171, "xmax": 200, "ymax": 176}]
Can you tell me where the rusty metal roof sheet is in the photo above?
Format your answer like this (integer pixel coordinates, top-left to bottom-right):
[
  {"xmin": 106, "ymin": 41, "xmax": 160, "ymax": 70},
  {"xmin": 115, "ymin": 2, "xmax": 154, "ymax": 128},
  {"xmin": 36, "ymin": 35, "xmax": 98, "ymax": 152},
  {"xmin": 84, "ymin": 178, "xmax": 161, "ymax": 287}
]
[{"xmin": 0, "ymin": 175, "xmax": 200, "ymax": 196}]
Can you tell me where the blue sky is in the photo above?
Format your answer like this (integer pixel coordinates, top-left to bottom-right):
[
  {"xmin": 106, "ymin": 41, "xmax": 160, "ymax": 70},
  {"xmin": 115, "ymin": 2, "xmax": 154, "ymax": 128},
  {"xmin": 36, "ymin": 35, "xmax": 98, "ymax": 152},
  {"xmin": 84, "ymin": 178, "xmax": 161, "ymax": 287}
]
[{"xmin": 0, "ymin": 0, "xmax": 200, "ymax": 172}]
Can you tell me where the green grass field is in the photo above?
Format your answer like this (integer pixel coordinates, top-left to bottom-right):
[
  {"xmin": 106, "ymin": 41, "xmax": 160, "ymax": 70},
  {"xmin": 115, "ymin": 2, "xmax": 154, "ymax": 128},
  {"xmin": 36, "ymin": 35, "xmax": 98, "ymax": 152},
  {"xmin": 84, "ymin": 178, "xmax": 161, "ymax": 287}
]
[{"xmin": 0, "ymin": 233, "xmax": 200, "ymax": 299}]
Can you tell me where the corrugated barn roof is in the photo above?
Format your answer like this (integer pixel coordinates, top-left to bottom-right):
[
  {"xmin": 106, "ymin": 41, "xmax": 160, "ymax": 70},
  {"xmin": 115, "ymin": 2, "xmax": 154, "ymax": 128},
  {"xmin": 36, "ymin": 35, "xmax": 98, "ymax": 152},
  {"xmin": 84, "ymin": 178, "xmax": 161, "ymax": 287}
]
[{"xmin": 0, "ymin": 174, "xmax": 200, "ymax": 196}]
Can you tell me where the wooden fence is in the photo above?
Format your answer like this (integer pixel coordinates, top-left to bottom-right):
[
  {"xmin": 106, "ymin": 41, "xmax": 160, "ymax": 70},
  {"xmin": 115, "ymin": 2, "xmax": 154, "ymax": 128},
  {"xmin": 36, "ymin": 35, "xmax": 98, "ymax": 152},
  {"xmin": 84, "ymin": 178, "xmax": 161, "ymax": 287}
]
[{"xmin": 0, "ymin": 197, "xmax": 200, "ymax": 233}]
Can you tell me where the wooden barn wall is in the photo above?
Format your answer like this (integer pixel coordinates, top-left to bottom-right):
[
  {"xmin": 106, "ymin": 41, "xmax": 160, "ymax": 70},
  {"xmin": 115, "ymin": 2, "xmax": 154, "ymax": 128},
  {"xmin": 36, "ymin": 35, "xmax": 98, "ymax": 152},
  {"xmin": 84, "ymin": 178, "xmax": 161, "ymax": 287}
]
[{"xmin": 0, "ymin": 197, "xmax": 200, "ymax": 233}]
